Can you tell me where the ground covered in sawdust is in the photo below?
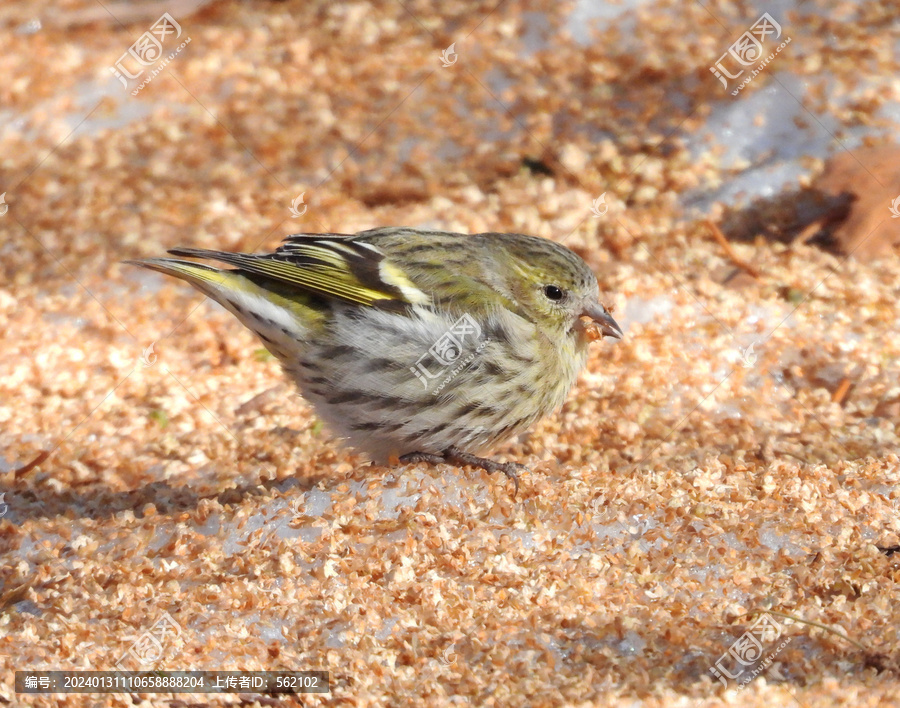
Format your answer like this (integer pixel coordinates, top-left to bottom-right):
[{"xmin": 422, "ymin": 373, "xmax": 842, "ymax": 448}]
[{"xmin": 1, "ymin": 0, "xmax": 899, "ymax": 706}]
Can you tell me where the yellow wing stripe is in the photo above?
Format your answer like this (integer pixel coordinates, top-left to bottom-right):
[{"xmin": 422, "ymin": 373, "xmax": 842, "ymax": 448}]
[
  {"xmin": 239, "ymin": 259, "xmax": 389, "ymax": 305},
  {"xmin": 163, "ymin": 241, "xmax": 420, "ymax": 310},
  {"xmin": 378, "ymin": 261, "xmax": 431, "ymax": 305}
]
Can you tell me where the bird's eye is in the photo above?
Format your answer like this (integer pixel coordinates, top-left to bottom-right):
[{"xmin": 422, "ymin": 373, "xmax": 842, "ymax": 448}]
[{"xmin": 543, "ymin": 285, "xmax": 565, "ymax": 302}]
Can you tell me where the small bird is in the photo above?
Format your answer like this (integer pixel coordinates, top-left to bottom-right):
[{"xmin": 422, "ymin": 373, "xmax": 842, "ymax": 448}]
[{"xmin": 126, "ymin": 227, "xmax": 622, "ymax": 493}]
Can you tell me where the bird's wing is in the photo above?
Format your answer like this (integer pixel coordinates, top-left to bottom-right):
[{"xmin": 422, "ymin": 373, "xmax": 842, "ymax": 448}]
[{"xmin": 167, "ymin": 233, "xmax": 431, "ymax": 312}]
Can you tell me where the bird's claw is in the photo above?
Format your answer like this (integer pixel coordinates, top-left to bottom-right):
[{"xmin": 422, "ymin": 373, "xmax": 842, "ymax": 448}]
[{"xmin": 399, "ymin": 448, "xmax": 526, "ymax": 497}]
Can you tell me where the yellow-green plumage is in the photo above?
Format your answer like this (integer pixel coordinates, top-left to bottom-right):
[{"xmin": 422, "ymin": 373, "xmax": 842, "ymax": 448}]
[{"xmin": 126, "ymin": 227, "xmax": 621, "ymax": 489}]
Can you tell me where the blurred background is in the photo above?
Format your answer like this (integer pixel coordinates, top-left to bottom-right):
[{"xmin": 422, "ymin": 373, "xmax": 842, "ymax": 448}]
[{"xmin": 1, "ymin": 1, "xmax": 899, "ymax": 705}]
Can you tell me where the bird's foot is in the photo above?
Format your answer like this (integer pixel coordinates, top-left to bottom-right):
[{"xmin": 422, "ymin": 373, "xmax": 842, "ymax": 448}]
[
  {"xmin": 400, "ymin": 447, "xmax": 525, "ymax": 497},
  {"xmin": 398, "ymin": 451, "xmax": 446, "ymax": 466}
]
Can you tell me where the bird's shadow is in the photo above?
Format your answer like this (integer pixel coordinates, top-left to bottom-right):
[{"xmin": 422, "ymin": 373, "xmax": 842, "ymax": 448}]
[{"xmin": 0, "ymin": 471, "xmax": 334, "ymax": 527}]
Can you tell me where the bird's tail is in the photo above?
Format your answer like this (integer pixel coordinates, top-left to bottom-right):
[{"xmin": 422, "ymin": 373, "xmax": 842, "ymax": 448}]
[
  {"xmin": 124, "ymin": 252, "xmax": 321, "ymax": 341},
  {"xmin": 126, "ymin": 250, "xmax": 266, "ymax": 301}
]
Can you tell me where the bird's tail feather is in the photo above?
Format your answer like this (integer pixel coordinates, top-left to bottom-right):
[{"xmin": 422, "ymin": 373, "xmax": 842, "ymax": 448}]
[
  {"xmin": 123, "ymin": 256, "xmax": 252, "ymax": 301},
  {"xmin": 124, "ymin": 255, "xmax": 323, "ymax": 332}
]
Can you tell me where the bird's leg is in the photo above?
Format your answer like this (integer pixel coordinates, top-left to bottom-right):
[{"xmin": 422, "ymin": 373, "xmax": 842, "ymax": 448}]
[
  {"xmin": 444, "ymin": 446, "xmax": 525, "ymax": 497},
  {"xmin": 400, "ymin": 448, "xmax": 526, "ymax": 497},
  {"xmin": 398, "ymin": 451, "xmax": 447, "ymax": 466}
]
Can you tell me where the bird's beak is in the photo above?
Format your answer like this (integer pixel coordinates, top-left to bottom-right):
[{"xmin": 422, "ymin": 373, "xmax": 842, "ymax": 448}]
[{"xmin": 579, "ymin": 301, "xmax": 623, "ymax": 340}]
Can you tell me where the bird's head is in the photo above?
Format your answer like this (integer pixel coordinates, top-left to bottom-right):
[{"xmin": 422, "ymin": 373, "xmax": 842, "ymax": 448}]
[{"xmin": 494, "ymin": 234, "xmax": 622, "ymax": 344}]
